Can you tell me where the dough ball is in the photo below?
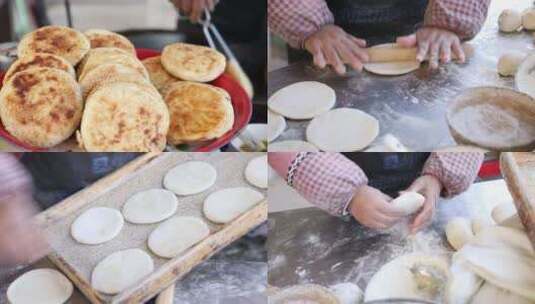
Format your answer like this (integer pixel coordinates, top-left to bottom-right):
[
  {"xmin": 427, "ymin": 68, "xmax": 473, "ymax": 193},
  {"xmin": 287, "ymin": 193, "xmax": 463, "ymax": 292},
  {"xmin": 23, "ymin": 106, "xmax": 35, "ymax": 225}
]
[
  {"xmin": 445, "ymin": 217, "xmax": 474, "ymax": 250},
  {"xmin": 498, "ymin": 52, "xmax": 526, "ymax": 76},
  {"xmin": 499, "ymin": 9, "xmax": 522, "ymax": 32},
  {"xmin": 390, "ymin": 192, "xmax": 425, "ymax": 216},
  {"xmin": 7, "ymin": 269, "xmax": 73, "ymax": 304},
  {"xmin": 148, "ymin": 216, "xmax": 210, "ymax": 258},
  {"xmin": 245, "ymin": 155, "xmax": 268, "ymax": 189},
  {"xmin": 491, "ymin": 202, "xmax": 517, "ymax": 224},
  {"xmin": 329, "ymin": 283, "xmax": 364, "ymax": 304},
  {"xmin": 163, "ymin": 161, "xmax": 217, "ymax": 196},
  {"xmin": 203, "ymin": 187, "xmax": 264, "ymax": 223},
  {"xmin": 522, "ymin": 8, "xmax": 535, "ymax": 30},
  {"xmin": 70, "ymin": 207, "xmax": 123, "ymax": 245},
  {"xmin": 122, "ymin": 189, "xmax": 178, "ymax": 224}
]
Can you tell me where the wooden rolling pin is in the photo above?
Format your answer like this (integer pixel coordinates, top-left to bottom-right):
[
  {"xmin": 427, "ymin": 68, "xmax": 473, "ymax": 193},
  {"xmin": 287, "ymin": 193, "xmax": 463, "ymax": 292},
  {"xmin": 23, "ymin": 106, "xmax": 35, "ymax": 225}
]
[
  {"xmin": 366, "ymin": 43, "xmax": 474, "ymax": 63},
  {"xmin": 156, "ymin": 284, "xmax": 175, "ymax": 304}
]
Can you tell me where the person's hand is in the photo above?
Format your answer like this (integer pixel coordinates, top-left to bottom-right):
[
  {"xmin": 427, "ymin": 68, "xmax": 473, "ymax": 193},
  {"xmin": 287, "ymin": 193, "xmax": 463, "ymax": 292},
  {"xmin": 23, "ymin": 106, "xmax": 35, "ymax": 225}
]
[
  {"xmin": 170, "ymin": 0, "xmax": 218, "ymax": 23},
  {"xmin": 404, "ymin": 175, "xmax": 443, "ymax": 234},
  {"xmin": 397, "ymin": 27, "xmax": 465, "ymax": 69},
  {"xmin": 304, "ymin": 24, "xmax": 369, "ymax": 75},
  {"xmin": 0, "ymin": 194, "xmax": 49, "ymax": 266},
  {"xmin": 349, "ymin": 185, "xmax": 405, "ymax": 229}
]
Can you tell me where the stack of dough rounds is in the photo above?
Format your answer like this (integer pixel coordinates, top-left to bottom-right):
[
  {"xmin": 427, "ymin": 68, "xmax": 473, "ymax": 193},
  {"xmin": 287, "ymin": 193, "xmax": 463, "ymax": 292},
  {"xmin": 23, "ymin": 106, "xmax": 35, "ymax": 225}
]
[
  {"xmin": 84, "ymin": 29, "xmax": 136, "ymax": 55},
  {"xmin": 148, "ymin": 216, "xmax": 210, "ymax": 258},
  {"xmin": 77, "ymin": 47, "xmax": 148, "ymax": 81},
  {"xmin": 122, "ymin": 189, "xmax": 178, "ymax": 224},
  {"xmin": 163, "ymin": 161, "xmax": 217, "ymax": 195},
  {"xmin": 71, "ymin": 207, "xmax": 124, "ymax": 245},
  {"xmin": 2, "ymin": 53, "xmax": 75, "ymax": 85},
  {"xmin": 203, "ymin": 187, "xmax": 264, "ymax": 224},
  {"xmin": 17, "ymin": 25, "xmax": 90, "ymax": 65},
  {"xmin": 164, "ymin": 81, "xmax": 234, "ymax": 144},
  {"xmin": 244, "ymin": 155, "xmax": 268, "ymax": 189},
  {"xmin": 7, "ymin": 269, "xmax": 73, "ymax": 304},
  {"xmin": 161, "ymin": 42, "xmax": 226, "ymax": 82},
  {"xmin": 78, "ymin": 82, "xmax": 170, "ymax": 152},
  {"xmin": 78, "ymin": 63, "xmax": 151, "ymax": 99},
  {"xmin": 142, "ymin": 56, "xmax": 181, "ymax": 94},
  {"xmin": 0, "ymin": 67, "xmax": 83, "ymax": 148}
]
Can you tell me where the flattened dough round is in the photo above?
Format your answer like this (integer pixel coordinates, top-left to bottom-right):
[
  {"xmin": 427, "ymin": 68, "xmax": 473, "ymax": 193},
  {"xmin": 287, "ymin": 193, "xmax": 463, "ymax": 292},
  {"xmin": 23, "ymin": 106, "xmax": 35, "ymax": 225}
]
[
  {"xmin": 148, "ymin": 216, "xmax": 210, "ymax": 258},
  {"xmin": 7, "ymin": 269, "xmax": 73, "ymax": 304},
  {"xmin": 71, "ymin": 207, "xmax": 123, "ymax": 245},
  {"xmin": 204, "ymin": 187, "xmax": 264, "ymax": 223},
  {"xmin": 91, "ymin": 248, "xmax": 154, "ymax": 295},
  {"xmin": 270, "ymin": 284, "xmax": 339, "ymax": 304},
  {"xmin": 268, "ymin": 110, "xmax": 286, "ymax": 142},
  {"xmin": 245, "ymin": 155, "xmax": 268, "ymax": 189},
  {"xmin": 364, "ymin": 44, "xmax": 420, "ymax": 75},
  {"xmin": 268, "ymin": 81, "xmax": 336, "ymax": 120},
  {"xmin": 516, "ymin": 53, "xmax": 535, "ymax": 98},
  {"xmin": 306, "ymin": 108, "xmax": 379, "ymax": 152},
  {"xmin": 122, "ymin": 189, "xmax": 178, "ymax": 224},
  {"xmin": 163, "ymin": 161, "xmax": 217, "ymax": 195}
]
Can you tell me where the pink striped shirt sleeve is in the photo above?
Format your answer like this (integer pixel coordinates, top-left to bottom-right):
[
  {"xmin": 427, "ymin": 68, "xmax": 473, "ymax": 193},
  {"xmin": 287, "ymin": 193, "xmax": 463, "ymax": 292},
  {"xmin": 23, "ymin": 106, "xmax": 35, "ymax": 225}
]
[
  {"xmin": 424, "ymin": 0, "xmax": 491, "ymax": 39},
  {"xmin": 0, "ymin": 154, "xmax": 31, "ymax": 202}
]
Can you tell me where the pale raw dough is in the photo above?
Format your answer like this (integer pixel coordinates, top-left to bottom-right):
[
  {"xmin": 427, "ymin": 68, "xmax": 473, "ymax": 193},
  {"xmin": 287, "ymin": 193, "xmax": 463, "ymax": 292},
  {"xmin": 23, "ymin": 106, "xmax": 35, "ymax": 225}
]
[
  {"xmin": 7, "ymin": 269, "xmax": 73, "ymax": 304},
  {"xmin": 365, "ymin": 134, "xmax": 410, "ymax": 152},
  {"xmin": 499, "ymin": 9, "xmax": 522, "ymax": 32},
  {"xmin": 472, "ymin": 218, "xmax": 492, "ymax": 235},
  {"xmin": 364, "ymin": 253, "xmax": 449, "ymax": 302},
  {"xmin": 364, "ymin": 43, "xmax": 420, "ymax": 75},
  {"xmin": 270, "ymin": 284, "xmax": 339, "ymax": 304},
  {"xmin": 522, "ymin": 8, "xmax": 535, "ymax": 30},
  {"xmin": 390, "ymin": 192, "xmax": 425, "ymax": 216},
  {"xmin": 91, "ymin": 248, "xmax": 154, "ymax": 295},
  {"xmin": 71, "ymin": 207, "xmax": 123, "ymax": 245},
  {"xmin": 500, "ymin": 214, "xmax": 525, "ymax": 231},
  {"xmin": 306, "ymin": 108, "xmax": 379, "ymax": 152},
  {"xmin": 163, "ymin": 161, "xmax": 217, "ymax": 196},
  {"xmin": 329, "ymin": 282, "xmax": 364, "ymax": 304},
  {"xmin": 203, "ymin": 187, "xmax": 264, "ymax": 223},
  {"xmin": 245, "ymin": 155, "xmax": 268, "ymax": 189},
  {"xmin": 472, "ymin": 283, "xmax": 535, "ymax": 304},
  {"xmin": 148, "ymin": 216, "xmax": 210, "ymax": 258},
  {"xmin": 122, "ymin": 189, "xmax": 178, "ymax": 224},
  {"xmin": 268, "ymin": 140, "xmax": 319, "ymax": 152},
  {"xmin": 445, "ymin": 261, "xmax": 483, "ymax": 304},
  {"xmin": 516, "ymin": 53, "xmax": 535, "ymax": 98},
  {"xmin": 446, "ymin": 217, "xmax": 474, "ymax": 250},
  {"xmin": 498, "ymin": 52, "xmax": 526, "ymax": 76},
  {"xmin": 268, "ymin": 81, "xmax": 336, "ymax": 120},
  {"xmin": 268, "ymin": 110, "xmax": 286, "ymax": 142},
  {"xmin": 491, "ymin": 202, "xmax": 517, "ymax": 224}
]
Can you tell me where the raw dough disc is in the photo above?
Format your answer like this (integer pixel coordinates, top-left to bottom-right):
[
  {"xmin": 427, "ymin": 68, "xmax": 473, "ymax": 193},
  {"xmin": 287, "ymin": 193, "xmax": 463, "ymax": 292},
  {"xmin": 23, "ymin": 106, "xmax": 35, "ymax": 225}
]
[
  {"xmin": 91, "ymin": 248, "xmax": 154, "ymax": 295},
  {"xmin": 71, "ymin": 207, "xmax": 123, "ymax": 245},
  {"xmin": 203, "ymin": 187, "xmax": 264, "ymax": 223},
  {"xmin": 270, "ymin": 284, "xmax": 339, "ymax": 304},
  {"xmin": 268, "ymin": 140, "xmax": 319, "ymax": 152},
  {"xmin": 268, "ymin": 81, "xmax": 336, "ymax": 120},
  {"xmin": 445, "ymin": 217, "xmax": 474, "ymax": 250},
  {"xmin": 148, "ymin": 216, "xmax": 210, "ymax": 258},
  {"xmin": 122, "ymin": 189, "xmax": 178, "ymax": 224},
  {"xmin": 7, "ymin": 269, "xmax": 73, "ymax": 304},
  {"xmin": 516, "ymin": 53, "xmax": 535, "ymax": 98},
  {"xmin": 364, "ymin": 253, "xmax": 449, "ymax": 302},
  {"xmin": 268, "ymin": 110, "xmax": 286, "ymax": 142},
  {"xmin": 163, "ymin": 161, "xmax": 217, "ymax": 196},
  {"xmin": 245, "ymin": 155, "xmax": 268, "ymax": 189},
  {"xmin": 390, "ymin": 192, "xmax": 425, "ymax": 215},
  {"xmin": 364, "ymin": 44, "xmax": 420, "ymax": 76},
  {"xmin": 306, "ymin": 108, "xmax": 379, "ymax": 152}
]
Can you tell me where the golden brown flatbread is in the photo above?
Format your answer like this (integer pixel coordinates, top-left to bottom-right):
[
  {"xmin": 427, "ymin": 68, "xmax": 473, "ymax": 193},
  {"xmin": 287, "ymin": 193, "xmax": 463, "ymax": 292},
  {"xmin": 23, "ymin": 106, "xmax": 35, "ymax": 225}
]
[
  {"xmin": 3, "ymin": 53, "xmax": 75, "ymax": 85},
  {"xmin": 79, "ymin": 63, "xmax": 151, "ymax": 99},
  {"xmin": 84, "ymin": 29, "xmax": 136, "ymax": 55},
  {"xmin": 142, "ymin": 56, "xmax": 180, "ymax": 94},
  {"xmin": 161, "ymin": 43, "xmax": 226, "ymax": 82},
  {"xmin": 77, "ymin": 47, "xmax": 147, "ymax": 81}
]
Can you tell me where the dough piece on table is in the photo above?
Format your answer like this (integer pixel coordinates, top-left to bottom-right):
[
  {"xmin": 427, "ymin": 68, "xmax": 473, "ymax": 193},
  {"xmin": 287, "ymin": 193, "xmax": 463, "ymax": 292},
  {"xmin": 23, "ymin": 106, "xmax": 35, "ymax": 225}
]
[
  {"xmin": 329, "ymin": 282, "xmax": 364, "ymax": 304},
  {"xmin": 306, "ymin": 108, "xmax": 379, "ymax": 152},
  {"xmin": 445, "ymin": 261, "xmax": 483, "ymax": 304},
  {"xmin": 500, "ymin": 214, "xmax": 525, "ymax": 231},
  {"xmin": 204, "ymin": 187, "xmax": 264, "ymax": 224},
  {"xmin": 364, "ymin": 44, "xmax": 420, "ymax": 76},
  {"xmin": 522, "ymin": 9, "xmax": 535, "ymax": 30},
  {"xmin": 268, "ymin": 110, "xmax": 286, "ymax": 142},
  {"xmin": 516, "ymin": 53, "xmax": 535, "ymax": 98},
  {"xmin": 163, "ymin": 161, "xmax": 217, "ymax": 196},
  {"xmin": 472, "ymin": 218, "xmax": 493, "ymax": 235},
  {"xmin": 390, "ymin": 192, "xmax": 425, "ymax": 216},
  {"xmin": 498, "ymin": 52, "xmax": 526, "ymax": 76},
  {"xmin": 365, "ymin": 134, "xmax": 410, "ymax": 152},
  {"xmin": 472, "ymin": 283, "xmax": 535, "ymax": 304},
  {"xmin": 91, "ymin": 248, "xmax": 154, "ymax": 295},
  {"xmin": 491, "ymin": 202, "xmax": 517, "ymax": 224},
  {"xmin": 499, "ymin": 9, "xmax": 523, "ymax": 32},
  {"xmin": 364, "ymin": 253, "xmax": 449, "ymax": 302},
  {"xmin": 268, "ymin": 140, "xmax": 319, "ymax": 152},
  {"xmin": 245, "ymin": 155, "xmax": 268, "ymax": 189},
  {"xmin": 446, "ymin": 217, "xmax": 475, "ymax": 250},
  {"xmin": 268, "ymin": 81, "xmax": 336, "ymax": 120},
  {"xmin": 148, "ymin": 216, "xmax": 210, "ymax": 258},
  {"xmin": 7, "ymin": 269, "xmax": 73, "ymax": 304},
  {"xmin": 122, "ymin": 189, "xmax": 178, "ymax": 224},
  {"xmin": 71, "ymin": 207, "xmax": 123, "ymax": 245},
  {"xmin": 270, "ymin": 284, "xmax": 339, "ymax": 304}
]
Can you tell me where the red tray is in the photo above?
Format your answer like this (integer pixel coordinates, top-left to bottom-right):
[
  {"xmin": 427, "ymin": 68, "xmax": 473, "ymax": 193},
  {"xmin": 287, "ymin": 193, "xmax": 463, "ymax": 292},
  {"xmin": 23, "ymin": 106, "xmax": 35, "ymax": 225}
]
[{"xmin": 0, "ymin": 48, "xmax": 252, "ymax": 152}]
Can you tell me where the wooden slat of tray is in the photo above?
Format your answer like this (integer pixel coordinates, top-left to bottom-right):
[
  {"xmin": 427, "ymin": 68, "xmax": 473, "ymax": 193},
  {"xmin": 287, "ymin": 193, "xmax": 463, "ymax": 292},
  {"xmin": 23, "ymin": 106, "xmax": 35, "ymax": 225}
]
[
  {"xmin": 34, "ymin": 153, "xmax": 267, "ymax": 304},
  {"xmin": 499, "ymin": 152, "xmax": 535, "ymax": 249}
]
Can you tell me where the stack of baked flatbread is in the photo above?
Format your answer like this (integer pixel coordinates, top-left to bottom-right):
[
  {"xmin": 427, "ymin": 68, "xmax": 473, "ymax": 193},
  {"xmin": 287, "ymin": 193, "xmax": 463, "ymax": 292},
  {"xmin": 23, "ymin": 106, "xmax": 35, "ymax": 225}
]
[{"xmin": 0, "ymin": 25, "xmax": 235, "ymax": 151}]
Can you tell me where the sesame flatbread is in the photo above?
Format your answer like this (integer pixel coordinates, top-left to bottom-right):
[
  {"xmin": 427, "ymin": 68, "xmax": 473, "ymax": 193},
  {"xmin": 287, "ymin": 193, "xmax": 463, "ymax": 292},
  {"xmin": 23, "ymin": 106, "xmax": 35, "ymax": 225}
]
[
  {"xmin": 142, "ymin": 56, "xmax": 180, "ymax": 94},
  {"xmin": 161, "ymin": 43, "xmax": 226, "ymax": 82},
  {"xmin": 84, "ymin": 29, "xmax": 136, "ymax": 55},
  {"xmin": 3, "ymin": 53, "xmax": 75, "ymax": 85},
  {"xmin": 17, "ymin": 26, "xmax": 90, "ymax": 65},
  {"xmin": 164, "ymin": 82, "xmax": 234, "ymax": 144},
  {"xmin": 79, "ymin": 82, "xmax": 169, "ymax": 152},
  {"xmin": 79, "ymin": 63, "xmax": 151, "ymax": 99},
  {"xmin": 0, "ymin": 67, "xmax": 83, "ymax": 147},
  {"xmin": 77, "ymin": 47, "xmax": 148, "ymax": 81}
]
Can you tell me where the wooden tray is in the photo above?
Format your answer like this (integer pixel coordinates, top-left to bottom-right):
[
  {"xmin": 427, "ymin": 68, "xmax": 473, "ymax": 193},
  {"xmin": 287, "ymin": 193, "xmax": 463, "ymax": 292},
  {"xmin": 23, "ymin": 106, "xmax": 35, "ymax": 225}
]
[
  {"xmin": 34, "ymin": 152, "xmax": 267, "ymax": 303},
  {"xmin": 499, "ymin": 152, "xmax": 535, "ymax": 249}
]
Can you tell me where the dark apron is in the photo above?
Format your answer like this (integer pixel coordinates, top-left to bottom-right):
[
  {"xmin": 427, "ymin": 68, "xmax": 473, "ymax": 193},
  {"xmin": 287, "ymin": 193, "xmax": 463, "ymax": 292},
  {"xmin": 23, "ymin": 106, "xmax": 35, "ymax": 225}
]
[
  {"xmin": 20, "ymin": 153, "xmax": 140, "ymax": 209},
  {"xmin": 342, "ymin": 153, "xmax": 430, "ymax": 197},
  {"xmin": 288, "ymin": 0, "xmax": 428, "ymax": 62}
]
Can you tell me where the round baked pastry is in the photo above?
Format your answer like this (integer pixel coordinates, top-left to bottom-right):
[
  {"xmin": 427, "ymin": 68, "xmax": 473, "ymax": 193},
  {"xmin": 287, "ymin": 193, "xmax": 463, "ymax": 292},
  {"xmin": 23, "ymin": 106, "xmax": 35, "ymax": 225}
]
[
  {"xmin": 79, "ymin": 82, "xmax": 169, "ymax": 151},
  {"xmin": 84, "ymin": 29, "xmax": 136, "ymax": 55},
  {"xmin": 79, "ymin": 63, "xmax": 151, "ymax": 99},
  {"xmin": 17, "ymin": 25, "xmax": 90, "ymax": 65},
  {"xmin": 164, "ymin": 81, "xmax": 234, "ymax": 144},
  {"xmin": 142, "ymin": 56, "xmax": 180, "ymax": 94},
  {"xmin": 0, "ymin": 67, "xmax": 83, "ymax": 148},
  {"xmin": 161, "ymin": 43, "xmax": 226, "ymax": 82},
  {"xmin": 77, "ymin": 47, "xmax": 147, "ymax": 81},
  {"xmin": 3, "ymin": 53, "xmax": 75, "ymax": 85}
]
